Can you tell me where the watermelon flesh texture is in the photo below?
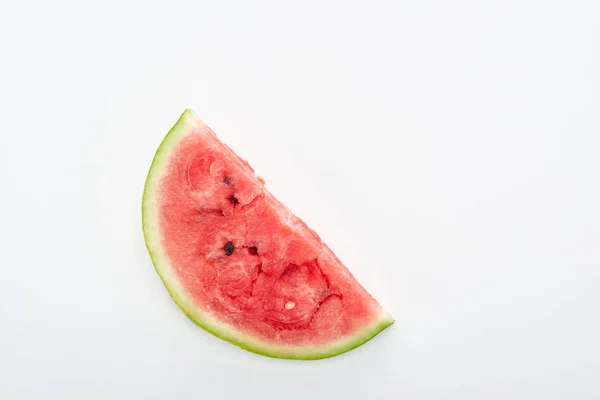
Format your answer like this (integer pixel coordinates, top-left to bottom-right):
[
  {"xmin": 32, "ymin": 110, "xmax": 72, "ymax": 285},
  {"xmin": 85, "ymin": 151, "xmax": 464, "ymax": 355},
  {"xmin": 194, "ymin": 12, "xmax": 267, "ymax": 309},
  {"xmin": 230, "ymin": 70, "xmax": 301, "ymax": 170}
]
[{"xmin": 143, "ymin": 110, "xmax": 393, "ymax": 359}]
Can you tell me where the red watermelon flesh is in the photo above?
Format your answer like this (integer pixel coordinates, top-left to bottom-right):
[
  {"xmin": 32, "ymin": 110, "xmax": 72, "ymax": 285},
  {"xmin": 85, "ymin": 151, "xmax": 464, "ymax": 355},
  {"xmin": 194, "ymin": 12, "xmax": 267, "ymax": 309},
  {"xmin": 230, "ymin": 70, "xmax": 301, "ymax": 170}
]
[{"xmin": 143, "ymin": 110, "xmax": 393, "ymax": 359}]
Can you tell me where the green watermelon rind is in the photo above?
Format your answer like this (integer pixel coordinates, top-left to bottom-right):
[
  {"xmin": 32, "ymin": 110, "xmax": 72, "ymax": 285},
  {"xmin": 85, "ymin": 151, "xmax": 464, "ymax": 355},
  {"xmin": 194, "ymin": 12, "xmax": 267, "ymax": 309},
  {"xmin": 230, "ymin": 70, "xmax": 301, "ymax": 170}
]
[{"xmin": 142, "ymin": 109, "xmax": 394, "ymax": 360}]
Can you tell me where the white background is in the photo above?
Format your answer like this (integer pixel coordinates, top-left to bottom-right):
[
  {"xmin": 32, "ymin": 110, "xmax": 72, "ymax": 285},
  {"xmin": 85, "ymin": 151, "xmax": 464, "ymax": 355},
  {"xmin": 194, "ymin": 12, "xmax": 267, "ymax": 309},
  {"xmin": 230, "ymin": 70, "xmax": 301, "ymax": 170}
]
[{"xmin": 1, "ymin": 1, "xmax": 599, "ymax": 399}]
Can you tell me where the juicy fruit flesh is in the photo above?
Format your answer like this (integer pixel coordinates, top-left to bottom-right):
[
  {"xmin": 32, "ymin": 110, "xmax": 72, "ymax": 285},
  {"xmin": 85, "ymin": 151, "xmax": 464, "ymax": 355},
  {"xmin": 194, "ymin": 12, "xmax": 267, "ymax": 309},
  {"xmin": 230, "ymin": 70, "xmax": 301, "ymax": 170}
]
[{"xmin": 159, "ymin": 135, "xmax": 383, "ymax": 346}]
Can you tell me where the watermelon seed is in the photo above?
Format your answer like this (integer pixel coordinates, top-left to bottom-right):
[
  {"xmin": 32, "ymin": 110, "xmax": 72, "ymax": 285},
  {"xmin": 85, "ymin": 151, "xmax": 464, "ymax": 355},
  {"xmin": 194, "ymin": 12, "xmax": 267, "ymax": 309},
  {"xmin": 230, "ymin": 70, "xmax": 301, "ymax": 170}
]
[
  {"xmin": 223, "ymin": 176, "xmax": 232, "ymax": 185},
  {"xmin": 224, "ymin": 241, "xmax": 235, "ymax": 256},
  {"xmin": 282, "ymin": 263, "xmax": 297, "ymax": 276},
  {"xmin": 228, "ymin": 195, "xmax": 239, "ymax": 204},
  {"xmin": 285, "ymin": 301, "xmax": 296, "ymax": 310},
  {"xmin": 249, "ymin": 246, "xmax": 258, "ymax": 255}
]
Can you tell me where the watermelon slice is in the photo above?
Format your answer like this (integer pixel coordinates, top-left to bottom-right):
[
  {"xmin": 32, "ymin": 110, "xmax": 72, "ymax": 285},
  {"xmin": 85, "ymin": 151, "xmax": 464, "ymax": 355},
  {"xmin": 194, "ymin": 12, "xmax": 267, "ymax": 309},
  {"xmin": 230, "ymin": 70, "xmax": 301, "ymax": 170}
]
[{"xmin": 142, "ymin": 110, "xmax": 393, "ymax": 359}]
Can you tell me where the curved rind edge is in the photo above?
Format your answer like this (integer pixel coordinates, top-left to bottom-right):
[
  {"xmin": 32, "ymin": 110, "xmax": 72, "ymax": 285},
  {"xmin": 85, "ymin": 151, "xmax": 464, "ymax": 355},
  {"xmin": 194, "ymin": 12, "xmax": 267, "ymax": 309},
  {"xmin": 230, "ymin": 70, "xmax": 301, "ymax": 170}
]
[{"xmin": 142, "ymin": 109, "xmax": 395, "ymax": 360}]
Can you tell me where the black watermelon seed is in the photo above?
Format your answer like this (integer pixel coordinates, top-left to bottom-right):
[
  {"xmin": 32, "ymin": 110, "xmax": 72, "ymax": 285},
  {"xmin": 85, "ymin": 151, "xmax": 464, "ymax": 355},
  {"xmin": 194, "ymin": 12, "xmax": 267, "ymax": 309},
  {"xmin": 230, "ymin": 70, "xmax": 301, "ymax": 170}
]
[
  {"xmin": 224, "ymin": 241, "xmax": 235, "ymax": 256},
  {"xmin": 228, "ymin": 195, "xmax": 239, "ymax": 204},
  {"xmin": 223, "ymin": 176, "xmax": 232, "ymax": 185},
  {"xmin": 249, "ymin": 246, "xmax": 258, "ymax": 255}
]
